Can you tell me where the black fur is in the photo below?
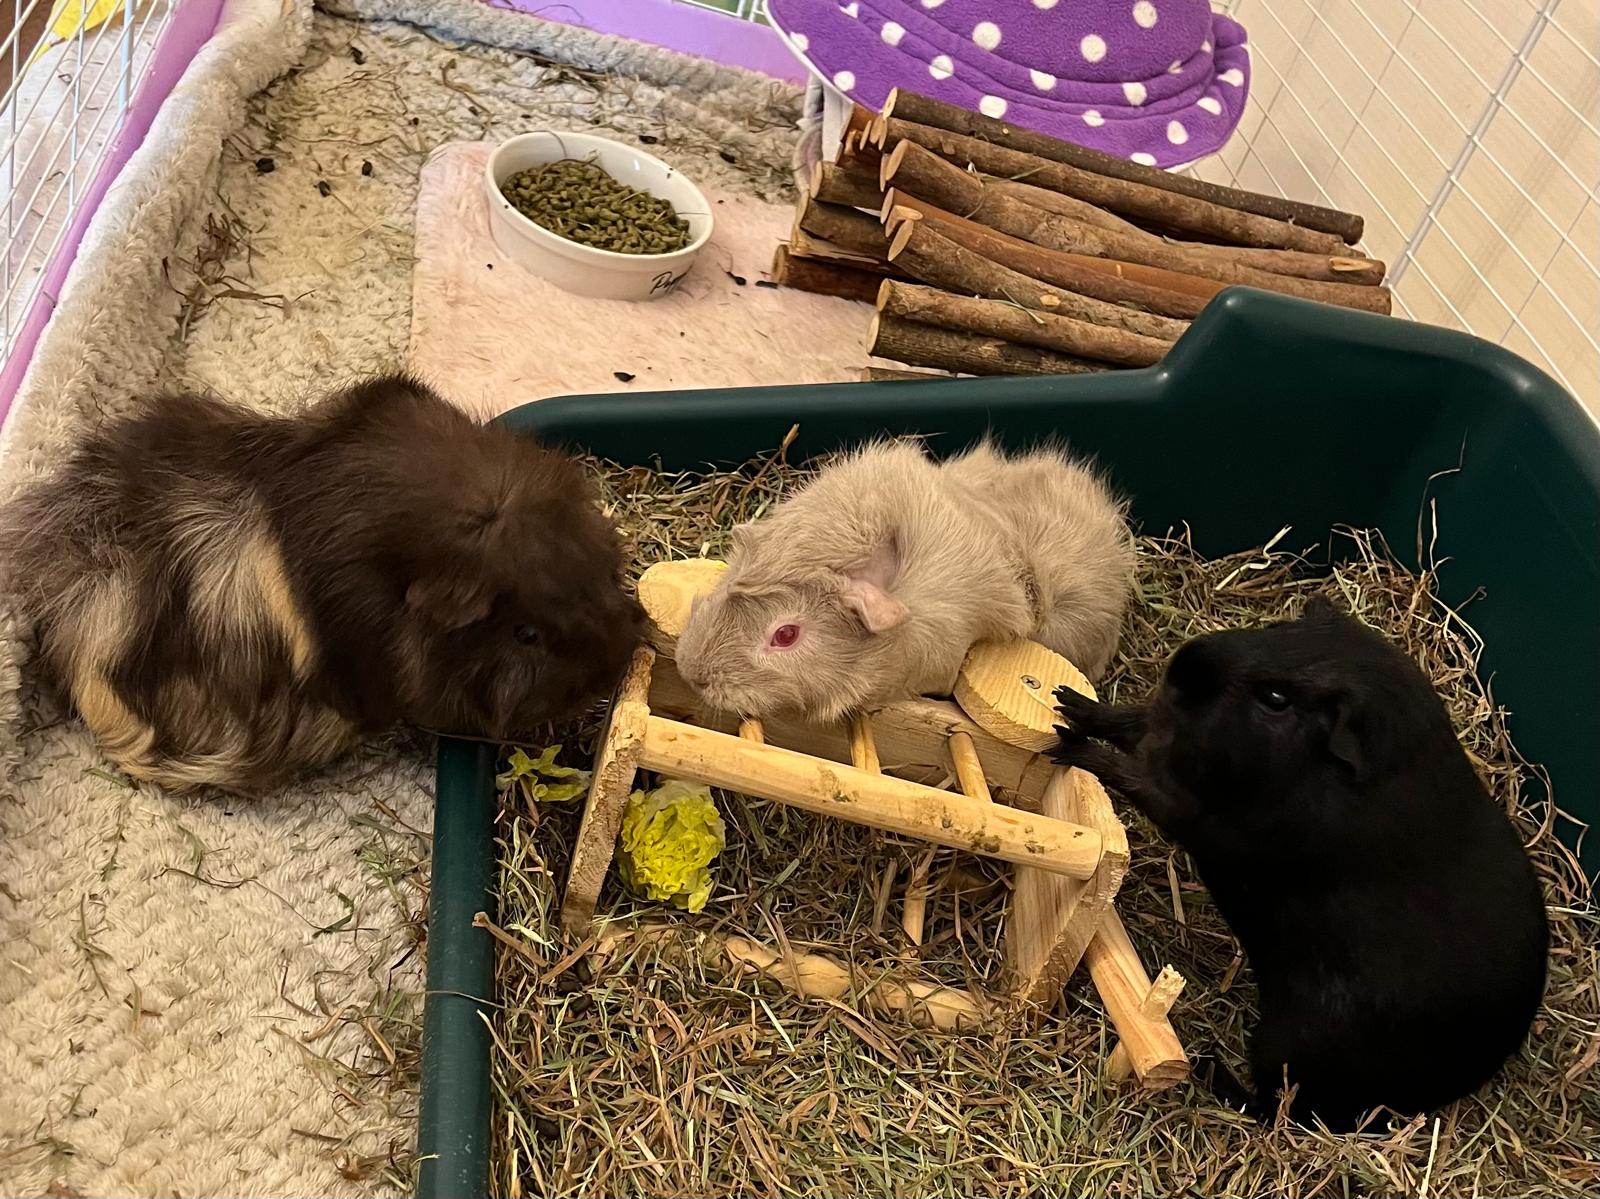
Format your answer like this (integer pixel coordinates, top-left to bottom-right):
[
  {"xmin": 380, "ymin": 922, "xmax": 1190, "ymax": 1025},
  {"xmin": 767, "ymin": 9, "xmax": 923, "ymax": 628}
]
[{"xmin": 1052, "ymin": 596, "xmax": 1548, "ymax": 1130}]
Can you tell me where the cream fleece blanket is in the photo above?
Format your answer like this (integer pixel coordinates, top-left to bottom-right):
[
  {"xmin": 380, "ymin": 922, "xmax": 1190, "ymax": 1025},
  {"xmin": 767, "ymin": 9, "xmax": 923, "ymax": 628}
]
[{"xmin": 0, "ymin": 2, "xmax": 798, "ymax": 1194}]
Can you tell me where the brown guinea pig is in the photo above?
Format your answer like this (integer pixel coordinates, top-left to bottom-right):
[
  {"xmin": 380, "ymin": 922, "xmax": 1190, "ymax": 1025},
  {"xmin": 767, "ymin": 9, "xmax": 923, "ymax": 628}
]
[
  {"xmin": 0, "ymin": 374, "xmax": 644, "ymax": 793},
  {"xmin": 672, "ymin": 438, "xmax": 1133, "ymax": 723}
]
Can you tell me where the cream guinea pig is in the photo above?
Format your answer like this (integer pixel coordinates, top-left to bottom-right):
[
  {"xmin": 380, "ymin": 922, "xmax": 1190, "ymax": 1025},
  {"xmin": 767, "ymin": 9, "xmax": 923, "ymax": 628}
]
[{"xmin": 672, "ymin": 438, "xmax": 1134, "ymax": 722}]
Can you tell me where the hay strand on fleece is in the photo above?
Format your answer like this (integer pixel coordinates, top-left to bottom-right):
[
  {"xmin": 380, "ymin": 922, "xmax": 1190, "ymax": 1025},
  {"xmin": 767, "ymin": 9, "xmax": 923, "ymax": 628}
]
[{"xmin": 482, "ymin": 443, "xmax": 1597, "ymax": 1198}]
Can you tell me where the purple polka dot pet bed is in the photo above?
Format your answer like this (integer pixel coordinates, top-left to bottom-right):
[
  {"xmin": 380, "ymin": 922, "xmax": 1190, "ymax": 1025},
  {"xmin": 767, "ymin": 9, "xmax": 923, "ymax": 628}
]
[{"xmin": 766, "ymin": 0, "xmax": 1250, "ymax": 168}]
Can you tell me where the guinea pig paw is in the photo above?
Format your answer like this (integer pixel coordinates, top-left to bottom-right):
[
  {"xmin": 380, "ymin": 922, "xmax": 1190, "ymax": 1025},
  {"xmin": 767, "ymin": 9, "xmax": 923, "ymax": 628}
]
[
  {"xmin": 1052, "ymin": 684, "xmax": 1099, "ymax": 719},
  {"xmin": 1049, "ymin": 725, "xmax": 1093, "ymax": 765}
]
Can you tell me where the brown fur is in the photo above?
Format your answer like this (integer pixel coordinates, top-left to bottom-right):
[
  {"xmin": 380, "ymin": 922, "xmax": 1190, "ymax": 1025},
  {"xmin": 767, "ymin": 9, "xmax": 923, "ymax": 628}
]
[
  {"xmin": 673, "ymin": 438, "xmax": 1133, "ymax": 722},
  {"xmin": 0, "ymin": 375, "xmax": 644, "ymax": 792}
]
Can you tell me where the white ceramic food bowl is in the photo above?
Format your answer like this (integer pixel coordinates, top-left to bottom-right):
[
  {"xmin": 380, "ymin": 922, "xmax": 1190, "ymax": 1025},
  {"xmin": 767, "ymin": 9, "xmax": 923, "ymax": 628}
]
[{"xmin": 484, "ymin": 132, "xmax": 714, "ymax": 301}]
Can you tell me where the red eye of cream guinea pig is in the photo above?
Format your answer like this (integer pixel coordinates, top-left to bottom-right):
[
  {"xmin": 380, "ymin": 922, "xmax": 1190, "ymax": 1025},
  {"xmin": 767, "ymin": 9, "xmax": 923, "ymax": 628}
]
[
  {"xmin": 0, "ymin": 374, "xmax": 644, "ymax": 793},
  {"xmin": 672, "ymin": 438, "xmax": 1134, "ymax": 722}
]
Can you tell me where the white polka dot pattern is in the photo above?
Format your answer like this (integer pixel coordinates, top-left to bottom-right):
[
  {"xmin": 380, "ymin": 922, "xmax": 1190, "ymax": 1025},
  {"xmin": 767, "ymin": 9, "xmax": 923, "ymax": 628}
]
[
  {"xmin": 1131, "ymin": 152, "xmax": 1157, "ymax": 165},
  {"xmin": 1123, "ymin": 81, "xmax": 1147, "ymax": 105},
  {"xmin": 1220, "ymin": 67, "xmax": 1245, "ymax": 86},
  {"xmin": 973, "ymin": 21, "xmax": 1001, "ymax": 50},
  {"xmin": 979, "ymin": 95, "xmax": 1007, "ymax": 118},
  {"xmin": 1030, "ymin": 69, "xmax": 1057, "ymax": 91},
  {"xmin": 1082, "ymin": 109, "xmax": 1105, "ymax": 127},
  {"xmin": 1197, "ymin": 96, "xmax": 1222, "ymax": 115},
  {"xmin": 880, "ymin": 21, "xmax": 903, "ymax": 46},
  {"xmin": 1167, "ymin": 120, "xmax": 1188, "ymax": 145},
  {"xmin": 791, "ymin": 32, "xmax": 808, "ymax": 52},
  {"xmin": 928, "ymin": 54, "xmax": 954, "ymax": 80},
  {"xmin": 1133, "ymin": 1, "xmax": 1159, "ymax": 29},
  {"xmin": 834, "ymin": 69, "xmax": 856, "ymax": 90},
  {"xmin": 1081, "ymin": 34, "xmax": 1106, "ymax": 63}
]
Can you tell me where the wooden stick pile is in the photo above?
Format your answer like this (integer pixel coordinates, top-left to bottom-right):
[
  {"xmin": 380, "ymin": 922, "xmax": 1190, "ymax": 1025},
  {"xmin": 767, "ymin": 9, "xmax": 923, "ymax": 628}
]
[{"xmin": 771, "ymin": 89, "xmax": 1388, "ymax": 379}]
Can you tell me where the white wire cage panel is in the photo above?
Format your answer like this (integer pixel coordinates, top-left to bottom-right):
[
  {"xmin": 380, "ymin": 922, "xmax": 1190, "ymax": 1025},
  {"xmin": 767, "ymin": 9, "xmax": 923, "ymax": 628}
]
[
  {"xmin": 1196, "ymin": 0, "xmax": 1599, "ymax": 410},
  {"xmin": 1, "ymin": 0, "xmax": 180, "ymax": 361}
]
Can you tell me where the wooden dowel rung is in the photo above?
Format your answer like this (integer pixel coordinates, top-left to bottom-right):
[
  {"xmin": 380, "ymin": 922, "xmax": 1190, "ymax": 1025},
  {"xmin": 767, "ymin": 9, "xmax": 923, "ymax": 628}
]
[
  {"xmin": 1084, "ymin": 909, "xmax": 1189, "ymax": 1088},
  {"xmin": 848, "ymin": 712, "xmax": 881, "ymax": 773},
  {"xmin": 638, "ymin": 716, "xmax": 1105, "ymax": 878},
  {"xmin": 948, "ymin": 730, "xmax": 992, "ymax": 803},
  {"xmin": 1105, "ymin": 965, "xmax": 1186, "ymax": 1080},
  {"xmin": 901, "ymin": 848, "xmax": 935, "ymax": 947}
]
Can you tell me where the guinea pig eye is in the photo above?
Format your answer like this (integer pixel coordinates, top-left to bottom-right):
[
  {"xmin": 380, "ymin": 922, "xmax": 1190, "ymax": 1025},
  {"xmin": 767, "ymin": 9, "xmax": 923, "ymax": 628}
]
[
  {"xmin": 513, "ymin": 624, "xmax": 540, "ymax": 646},
  {"xmin": 1256, "ymin": 685, "xmax": 1293, "ymax": 713},
  {"xmin": 768, "ymin": 623, "xmax": 801, "ymax": 650}
]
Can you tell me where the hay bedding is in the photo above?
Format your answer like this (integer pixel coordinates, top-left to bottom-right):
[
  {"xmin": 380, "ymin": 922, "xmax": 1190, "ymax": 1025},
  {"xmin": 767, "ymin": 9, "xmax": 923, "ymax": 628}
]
[{"xmin": 485, "ymin": 447, "xmax": 1599, "ymax": 1198}]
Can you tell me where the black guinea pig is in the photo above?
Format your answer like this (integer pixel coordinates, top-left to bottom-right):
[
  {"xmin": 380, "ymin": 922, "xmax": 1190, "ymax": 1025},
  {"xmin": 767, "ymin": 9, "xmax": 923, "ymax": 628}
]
[
  {"xmin": 1051, "ymin": 596, "xmax": 1548, "ymax": 1131},
  {"xmin": 0, "ymin": 374, "xmax": 645, "ymax": 793}
]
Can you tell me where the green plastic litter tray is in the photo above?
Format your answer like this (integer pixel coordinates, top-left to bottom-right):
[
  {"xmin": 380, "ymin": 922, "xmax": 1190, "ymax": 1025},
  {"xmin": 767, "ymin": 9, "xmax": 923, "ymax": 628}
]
[{"xmin": 413, "ymin": 288, "xmax": 1600, "ymax": 1199}]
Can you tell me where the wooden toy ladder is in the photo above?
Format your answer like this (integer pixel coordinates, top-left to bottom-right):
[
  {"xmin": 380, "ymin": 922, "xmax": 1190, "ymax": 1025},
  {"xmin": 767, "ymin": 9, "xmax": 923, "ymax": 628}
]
[{"xmin": 561, "ymin": 560, "xmax": 1187, "ymax": 1088}]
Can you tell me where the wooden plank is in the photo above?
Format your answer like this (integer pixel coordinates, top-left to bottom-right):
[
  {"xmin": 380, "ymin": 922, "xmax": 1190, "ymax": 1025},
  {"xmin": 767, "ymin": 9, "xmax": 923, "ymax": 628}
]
[
  {"xmin": 559, "ymin": 645, "xmax": 655, "ymax": 936},
  {"xmin": 637, "ymin": 716, "xmax": 1105, "ymax": 879},
  {"xmin": 956, "ymin": 638, "xmax": 1092, "ymax": 753},
  {"xmin": 1004, "ymin": 765, "xmax": 1129, "ymax": 1006}
]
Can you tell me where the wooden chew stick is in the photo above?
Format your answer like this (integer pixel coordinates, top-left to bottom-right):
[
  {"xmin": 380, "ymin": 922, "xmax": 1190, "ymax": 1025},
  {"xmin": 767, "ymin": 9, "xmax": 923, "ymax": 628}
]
[
  {"xmin": 796, "ymin": 197, "xmax": 895, "ymax": 262},
  {"xmin": 885, "ymin": 190, "xmax": 1211, "ymax": 318},
  {"xmin": 1106, "ymin": 966, "xmax": 1186, "ymax": 1081},
  {"xmin": 789, "ymin": 228, "xmax": 898, "ymax": 275},
  {"xmin": 989, "ymin": 178, "xmax": 1151, "ymax": 238},
  {"xmin": 959, "ymin": 196, "xmax": 1393, "ymax": 311},
  {"xmin": 811, "ymin": 161, "xmax": 885, "ymax": 211},
  {"xmin": 597, "ymin": 923, "xmax": 986, "ymax": 1032},
  {"xmin": 883, "ymin": 139, "xmax": 1133, "ymax": 239},
  {"xmin": 878, "ymin": 279, "xmax": 1173, "ymax": 368},
  {"xmin": 560, "ymin": 646, "xmax": 656, "ymax": 935},
  {"xmin": 837, "ymin": 128, "xmax": 883, "ymax": 173},
  {"xmin": 870, "ymin": 313, "xmax": 1107, "ymax": 377},
  {"xmin": 843, "ymin": 101, "xmax": 875, "ymax": 145},
  {"xmin": 881, "ymin": 87, "xmax": 1365, "ymax": 243},
  {"xmin": 636, "ymin": 715, "xmax": 1107, "ymax": 878},
  {"xmin": 873, "ymin": 115, "xmax": 1350, "ymax": 256},
  {"xmin": 886, "ymin": 217, "xmax": 1190, "ymax": 341},
  {"xmin": 882, "ymin": 141, "xmax": 1383, "ymax": 286},
  {"xmin": 1084, "ymin": 909, "xmax": 1189, "ymax": 1088},
  {"xmin": 772, "ymin": 245, "xmax": 884, "ymax": 304}
]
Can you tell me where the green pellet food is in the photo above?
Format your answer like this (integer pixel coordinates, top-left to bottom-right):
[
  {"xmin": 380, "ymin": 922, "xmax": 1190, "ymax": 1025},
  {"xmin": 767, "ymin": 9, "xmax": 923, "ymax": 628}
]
[{"xmin": 499, "ymin": 157, "xmax": 694, "ymax": 255}]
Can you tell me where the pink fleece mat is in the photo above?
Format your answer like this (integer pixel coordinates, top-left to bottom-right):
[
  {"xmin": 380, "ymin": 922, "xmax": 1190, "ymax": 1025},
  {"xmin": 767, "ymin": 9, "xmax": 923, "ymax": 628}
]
[{"xmin": 409, "ymin": 142, "xmax": 881, "ymax": 419}]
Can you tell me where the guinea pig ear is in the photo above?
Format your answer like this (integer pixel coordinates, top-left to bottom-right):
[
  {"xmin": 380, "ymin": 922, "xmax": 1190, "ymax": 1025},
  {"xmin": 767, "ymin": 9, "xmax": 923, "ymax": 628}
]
[
  {"xmin": 406, "ymin": 574, "xmax": 494, "ymax": 631},
  {"xmin": 836, "ymin": 538, "xmax": 908, "ymax": 634},
  {"xmin": 1302, "ymin": 594, "xmax": 1345, "ymax": 624},
  {"xmin": 728, "ymin": 522, "xmax": 760, "ymax": 561}
]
